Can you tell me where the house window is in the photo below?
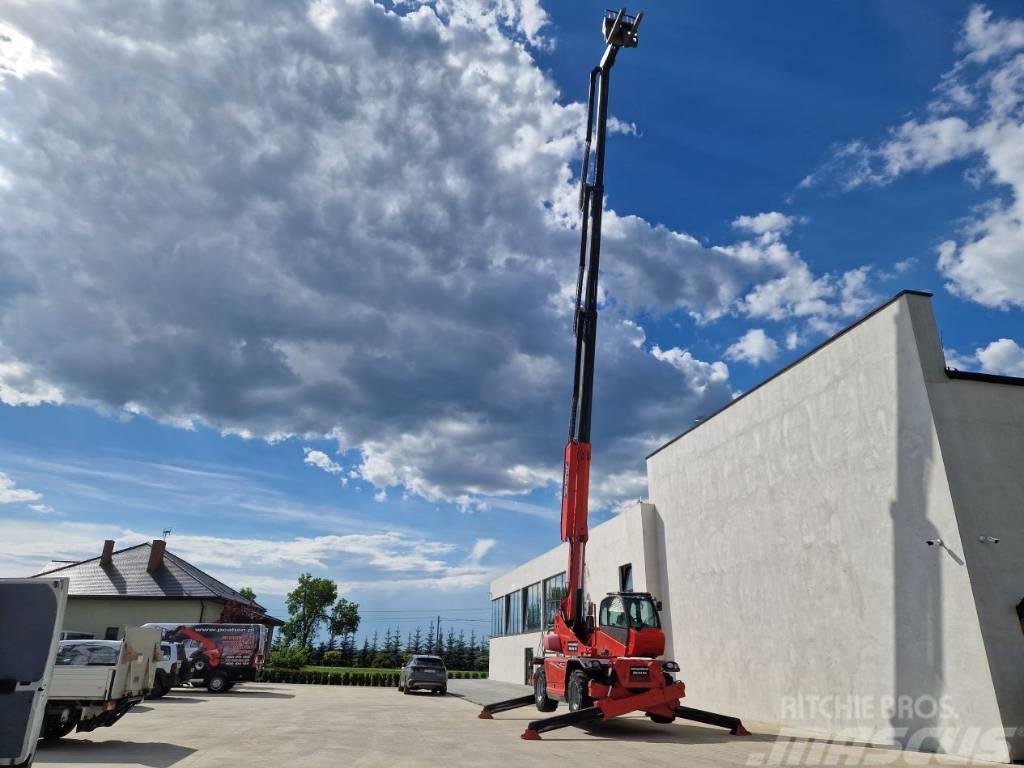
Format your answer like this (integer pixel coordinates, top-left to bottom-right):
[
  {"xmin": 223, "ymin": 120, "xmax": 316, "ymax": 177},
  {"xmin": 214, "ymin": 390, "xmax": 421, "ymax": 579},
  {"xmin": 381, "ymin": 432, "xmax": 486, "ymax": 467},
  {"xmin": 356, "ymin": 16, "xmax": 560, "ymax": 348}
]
[
  {"xmin": 543, "ymin": 572, "xmax": 566, "ymax": 627},
  {"xmin": 619, "ymin": 563, "xmax": 633, "ymax": 592},
  {"xmin": 104, "ymin": 626, "xmax": 120, "ymax": 640}
]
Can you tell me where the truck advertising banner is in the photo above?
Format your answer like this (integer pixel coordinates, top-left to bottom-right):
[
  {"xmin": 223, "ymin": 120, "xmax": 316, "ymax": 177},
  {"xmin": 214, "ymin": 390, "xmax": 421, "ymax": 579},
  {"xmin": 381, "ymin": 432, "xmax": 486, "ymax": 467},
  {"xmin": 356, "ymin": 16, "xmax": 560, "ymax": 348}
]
[{"xmin": 145, "ymin": 624, "xmax": 267, "ymax": 671}]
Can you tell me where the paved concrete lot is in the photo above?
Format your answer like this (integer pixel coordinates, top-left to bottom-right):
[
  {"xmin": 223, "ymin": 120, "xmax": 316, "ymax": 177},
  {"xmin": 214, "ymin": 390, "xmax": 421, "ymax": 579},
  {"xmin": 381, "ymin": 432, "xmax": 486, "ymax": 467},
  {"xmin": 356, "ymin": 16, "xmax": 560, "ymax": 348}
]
[{"xmin": 34, "ymin": 681, "xmax": 987, "ymax": 768}]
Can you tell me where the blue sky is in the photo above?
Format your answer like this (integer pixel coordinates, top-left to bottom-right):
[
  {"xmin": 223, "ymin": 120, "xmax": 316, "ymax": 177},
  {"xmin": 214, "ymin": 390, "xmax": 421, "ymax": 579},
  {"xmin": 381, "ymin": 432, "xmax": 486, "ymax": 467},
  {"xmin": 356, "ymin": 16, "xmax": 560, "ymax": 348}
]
[{"xmin": 1, "ymin": 1, "xmax": 1022, "ymax": 643}]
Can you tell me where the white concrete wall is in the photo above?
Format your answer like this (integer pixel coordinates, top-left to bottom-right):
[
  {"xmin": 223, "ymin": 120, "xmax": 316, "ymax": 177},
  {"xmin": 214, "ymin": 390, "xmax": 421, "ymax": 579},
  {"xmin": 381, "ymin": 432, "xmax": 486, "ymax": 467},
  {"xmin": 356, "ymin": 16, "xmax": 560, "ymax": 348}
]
[
  {"xmin": 646, "ymin": 293, "xmax": 1016, "ymax": 763},
  {"xmin": 488, "ymin": 502, "xmax": 660, "ymax": 684},
  {"xmin": 925, "ymin": 367, "xmax": 1024, "ymax": 759}
]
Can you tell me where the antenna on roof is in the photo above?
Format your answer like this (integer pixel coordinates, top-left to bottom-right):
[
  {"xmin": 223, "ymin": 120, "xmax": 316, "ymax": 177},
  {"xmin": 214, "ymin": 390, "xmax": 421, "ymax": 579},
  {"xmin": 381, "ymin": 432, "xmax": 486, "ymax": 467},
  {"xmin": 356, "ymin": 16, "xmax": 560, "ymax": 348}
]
[{"xmin": 162, "ymin": 528, "xmax": 172, "ymax": 541}]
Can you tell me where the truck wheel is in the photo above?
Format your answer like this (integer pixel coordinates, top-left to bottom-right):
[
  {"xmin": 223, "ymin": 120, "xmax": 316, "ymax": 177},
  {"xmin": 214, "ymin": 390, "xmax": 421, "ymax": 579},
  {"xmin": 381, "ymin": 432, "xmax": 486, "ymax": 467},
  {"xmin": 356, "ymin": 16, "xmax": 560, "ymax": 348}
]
[
  {"xmin": 566, "ymin": 670, "xmax": 593, "ymax": 713},
  {"xmin": 403, "ymin": 683, "xmax": 412, "ymax": 695},
  {"xmin": 207, "ymin": 673, "xmax": 230, "ymax": 693},
  {"xmin": 146, "ymin": 674, "xmax": 165, "ymax": 700},
  {"xmin": 42, "ymin": 711, "xmax": 79, "ymax": 741},
  {"xmin": 533, "ymin": 669, "xmax": 558, "ymax": 712}
]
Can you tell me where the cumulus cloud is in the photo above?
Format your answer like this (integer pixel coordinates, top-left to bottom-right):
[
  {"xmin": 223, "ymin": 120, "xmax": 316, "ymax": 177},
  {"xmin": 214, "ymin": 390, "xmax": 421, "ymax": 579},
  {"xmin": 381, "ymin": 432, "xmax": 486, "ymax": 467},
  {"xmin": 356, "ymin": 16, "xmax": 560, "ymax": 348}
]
[
  {"xmin": 303, "ymin": 447, "xmax": 344, "ymax": 475},
  {"xmin": 0, "ymin": 1, "xmax": 869, "ymax": 511},
  {"xmin": 975, "ymin": 338, "xmax": 1024, "ymax": 376},
  {"xmin": 0, "ymin": 471, "xmax": 41, "ymax": 504},
  {"xmin": 724, "ymin": 329, "xmax": 780, "ymax": 366},
  {"xmin": 807, "ymin": 5, "xmax": 1024, "ymax": 311}
]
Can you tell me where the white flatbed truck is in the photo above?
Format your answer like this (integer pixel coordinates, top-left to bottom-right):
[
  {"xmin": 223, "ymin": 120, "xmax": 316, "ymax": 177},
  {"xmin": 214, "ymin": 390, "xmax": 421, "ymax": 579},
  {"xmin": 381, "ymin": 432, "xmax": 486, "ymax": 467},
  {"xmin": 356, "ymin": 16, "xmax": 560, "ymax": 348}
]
[{"xmin": 41, "ymin": 627, "xmax": 161, "ymax": 740}]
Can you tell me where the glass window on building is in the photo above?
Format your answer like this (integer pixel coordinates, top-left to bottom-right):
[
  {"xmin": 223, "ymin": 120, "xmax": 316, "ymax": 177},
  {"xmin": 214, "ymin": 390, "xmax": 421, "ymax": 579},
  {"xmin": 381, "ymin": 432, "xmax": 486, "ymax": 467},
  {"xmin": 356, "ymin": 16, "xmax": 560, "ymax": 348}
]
[
  {"xmin": 524, "ymin": 582, "xmax": 542, "ymax": 631},
  {"xmin": 505, "ymin": 589, "xmax": 522, "ymax": 634},
  {"xmin": 619, "ymin": 562, "xmax": 633, "ymax": 592},
  {"xmin": 491, "ymin": 597, "xmax": 504, "ymax": 637},
  {"xmin": 543, "ymin": 572, "xmax": 567, "ymax": 627}
]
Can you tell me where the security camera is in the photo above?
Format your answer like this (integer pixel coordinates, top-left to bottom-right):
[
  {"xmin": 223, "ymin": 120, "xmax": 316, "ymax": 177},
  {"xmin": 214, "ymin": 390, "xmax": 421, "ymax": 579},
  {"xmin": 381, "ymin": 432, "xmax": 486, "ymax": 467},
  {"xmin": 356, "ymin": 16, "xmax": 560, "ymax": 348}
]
[
  {"xmin": 978, "ymin": 536, "xmax": 1000, "ymax": 544},
  {"xmin": 926, "ymin": 539, "xmax": 943, "ymax": 547}
]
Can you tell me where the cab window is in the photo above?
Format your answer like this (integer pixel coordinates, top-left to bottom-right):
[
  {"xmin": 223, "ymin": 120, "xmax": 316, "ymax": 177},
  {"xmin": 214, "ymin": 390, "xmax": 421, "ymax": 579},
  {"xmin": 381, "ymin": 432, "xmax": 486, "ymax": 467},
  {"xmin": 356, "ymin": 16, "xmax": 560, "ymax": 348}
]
[{"xmin": 599, "ymin": 596, "xmax": 659, "ymax": 630}]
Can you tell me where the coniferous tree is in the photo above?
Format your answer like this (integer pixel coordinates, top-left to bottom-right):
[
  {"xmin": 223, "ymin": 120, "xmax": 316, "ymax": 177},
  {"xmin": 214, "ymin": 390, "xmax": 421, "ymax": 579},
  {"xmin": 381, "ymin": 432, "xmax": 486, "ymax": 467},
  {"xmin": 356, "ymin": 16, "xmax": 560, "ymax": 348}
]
[{"xmin": 358, "ymin": 637, "xmax": 371, "ymax": 667}]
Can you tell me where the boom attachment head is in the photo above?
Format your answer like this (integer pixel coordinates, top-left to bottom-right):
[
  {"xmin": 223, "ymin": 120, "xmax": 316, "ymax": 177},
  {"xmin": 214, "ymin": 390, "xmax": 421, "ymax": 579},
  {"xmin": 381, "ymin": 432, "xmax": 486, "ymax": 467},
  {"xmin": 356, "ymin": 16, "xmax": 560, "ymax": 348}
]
[{"xmin": 602, "ymin": 9, "xmax": 643, "ymax": 48}]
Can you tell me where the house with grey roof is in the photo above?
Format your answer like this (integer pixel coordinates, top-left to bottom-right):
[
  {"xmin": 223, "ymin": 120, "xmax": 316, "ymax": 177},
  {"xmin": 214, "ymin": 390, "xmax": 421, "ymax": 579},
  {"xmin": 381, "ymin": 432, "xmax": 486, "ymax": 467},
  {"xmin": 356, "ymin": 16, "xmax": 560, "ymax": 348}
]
[{"xmin": 35, "ymin": 539, "xmax": 283, "ymax": 640}]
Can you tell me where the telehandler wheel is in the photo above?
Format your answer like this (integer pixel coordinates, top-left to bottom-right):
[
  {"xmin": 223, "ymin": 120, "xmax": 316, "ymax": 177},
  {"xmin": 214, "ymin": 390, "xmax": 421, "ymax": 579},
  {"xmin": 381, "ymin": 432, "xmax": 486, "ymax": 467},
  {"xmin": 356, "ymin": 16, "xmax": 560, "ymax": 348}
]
[
  {"xmin": 566, "ymin": 670, "xmax": 593, "ymax": 713},
  {"xmin": 533, "ymin": 669, "xmax": 558, "ymax": 712}
]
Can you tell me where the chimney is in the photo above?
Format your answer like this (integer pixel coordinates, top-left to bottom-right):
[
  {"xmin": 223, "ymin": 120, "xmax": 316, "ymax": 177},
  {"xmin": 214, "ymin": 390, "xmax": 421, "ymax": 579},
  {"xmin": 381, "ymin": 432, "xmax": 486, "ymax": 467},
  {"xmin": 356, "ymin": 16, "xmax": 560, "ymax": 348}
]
[
  {"xmin": 100, "ymin": 540, "xmax": 115, "ymax": 566},
  {"xmin": 147, "ymin": 539, "xmax": 166, "ymax": 573}
]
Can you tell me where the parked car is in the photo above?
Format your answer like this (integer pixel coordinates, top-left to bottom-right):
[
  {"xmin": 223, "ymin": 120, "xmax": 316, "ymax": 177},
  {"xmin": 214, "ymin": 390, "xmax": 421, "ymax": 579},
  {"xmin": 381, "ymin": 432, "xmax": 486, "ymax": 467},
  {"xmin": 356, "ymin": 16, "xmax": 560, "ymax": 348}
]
[
  {"xmin": 143, "ymin": 623, "xmax": 267, "ymax": 693},
  {"xmin": 43, "ymin": 627, "xmax": 161, "ymax": 740},
  {"xmin": 147, "ymin": 641, "xmax": 190, "ymax": 699},
  {"xmin": 398, "ymin": 655, "xmax": 448, "ymax": 695}
]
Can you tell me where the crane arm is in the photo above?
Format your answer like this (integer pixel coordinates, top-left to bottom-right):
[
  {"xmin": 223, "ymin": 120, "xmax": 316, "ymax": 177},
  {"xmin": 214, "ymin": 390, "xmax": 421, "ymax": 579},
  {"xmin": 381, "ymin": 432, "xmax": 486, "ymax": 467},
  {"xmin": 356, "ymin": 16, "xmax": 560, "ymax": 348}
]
[{"xmin": 559, "ymin": 9, "xmax": 642, "ymax": 636}]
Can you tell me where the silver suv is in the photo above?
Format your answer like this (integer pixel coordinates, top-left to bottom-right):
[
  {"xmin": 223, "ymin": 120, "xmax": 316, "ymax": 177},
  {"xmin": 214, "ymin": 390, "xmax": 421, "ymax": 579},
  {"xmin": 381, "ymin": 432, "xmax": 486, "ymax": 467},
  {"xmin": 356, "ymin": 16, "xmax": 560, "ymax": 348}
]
[{"xmin": 398, "ymin": 655, "xmax": 447, "ymax": 695}]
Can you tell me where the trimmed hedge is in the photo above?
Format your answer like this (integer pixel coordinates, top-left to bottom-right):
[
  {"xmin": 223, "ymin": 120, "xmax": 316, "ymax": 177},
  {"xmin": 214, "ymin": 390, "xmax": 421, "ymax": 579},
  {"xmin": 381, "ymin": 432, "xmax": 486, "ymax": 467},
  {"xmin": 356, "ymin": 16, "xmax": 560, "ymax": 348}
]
[{"xmin": 262, "ymin": 669, "xmax": 488, "ymax": 686}]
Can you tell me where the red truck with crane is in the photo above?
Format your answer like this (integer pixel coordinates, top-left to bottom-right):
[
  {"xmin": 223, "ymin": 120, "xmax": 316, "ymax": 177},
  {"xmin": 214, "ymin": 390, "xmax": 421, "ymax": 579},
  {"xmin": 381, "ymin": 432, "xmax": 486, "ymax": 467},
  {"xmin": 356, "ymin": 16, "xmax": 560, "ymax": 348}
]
[{"xmin": 479, "ymin": 9, "xmax": 750, "ymax": 741}]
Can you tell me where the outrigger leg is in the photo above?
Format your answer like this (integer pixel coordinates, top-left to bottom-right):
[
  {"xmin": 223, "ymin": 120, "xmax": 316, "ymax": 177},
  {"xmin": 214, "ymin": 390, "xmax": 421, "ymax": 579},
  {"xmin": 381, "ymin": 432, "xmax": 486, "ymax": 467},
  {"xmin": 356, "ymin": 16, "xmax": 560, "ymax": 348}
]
[
  {"xmin": 522, "ymin": 706, "xmax": 603, "ymax": 740},
  {"xmin": 675, "ymin": 705, "xmax": 750, "ymax": 735},
  {"xmin": 478, "ymin": 694, "xmax": 535, "ymax": 719}
]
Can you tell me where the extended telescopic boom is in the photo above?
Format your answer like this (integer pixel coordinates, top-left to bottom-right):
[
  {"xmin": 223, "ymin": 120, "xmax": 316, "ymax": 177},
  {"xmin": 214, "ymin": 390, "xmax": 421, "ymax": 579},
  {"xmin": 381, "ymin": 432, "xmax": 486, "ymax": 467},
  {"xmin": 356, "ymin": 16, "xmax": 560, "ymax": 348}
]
[{"xmin": 560, "ymin": 8, "xmax": 643, "ymax": 636}]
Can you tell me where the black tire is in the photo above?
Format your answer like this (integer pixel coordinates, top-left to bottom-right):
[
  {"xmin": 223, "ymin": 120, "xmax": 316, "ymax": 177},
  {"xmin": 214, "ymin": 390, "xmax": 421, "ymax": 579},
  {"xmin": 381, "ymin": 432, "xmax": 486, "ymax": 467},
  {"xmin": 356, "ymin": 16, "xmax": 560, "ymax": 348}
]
[
  {"xmin": 42, "ymin": 711, "xmax": 79, "ymax": 741},
  {"xmin": 146, "ymin": 673, "xmax": 165, "ymax": 700},
  {"xmin": 207, "ymin": 672, "xmax": 230, "ymax": 693},
  {"xmin": 439, "ymin": 687, "xmax": 447, "ymax": 696},
  {"xmin": 192, "ymin": 656, "xmax": 208, "ymax": 674},
  {"xmin": 403, "ymin": 683, "xmax": 412, "ymax": 695},
  {"xmin": 533, "ymin": 669, "xmax": 558, "ymax": 712},
  {"xmin": 566, "ymin": 670, "xmax": 593, "ymax": 713}
]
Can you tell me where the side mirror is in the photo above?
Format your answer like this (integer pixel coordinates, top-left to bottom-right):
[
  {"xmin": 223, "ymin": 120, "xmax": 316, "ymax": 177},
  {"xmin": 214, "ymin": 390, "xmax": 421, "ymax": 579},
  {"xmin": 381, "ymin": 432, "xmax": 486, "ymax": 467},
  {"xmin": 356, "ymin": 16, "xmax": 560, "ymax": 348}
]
[{"xmin": 656, "ymin": 600, "xmax": 663, "ymax": 612}]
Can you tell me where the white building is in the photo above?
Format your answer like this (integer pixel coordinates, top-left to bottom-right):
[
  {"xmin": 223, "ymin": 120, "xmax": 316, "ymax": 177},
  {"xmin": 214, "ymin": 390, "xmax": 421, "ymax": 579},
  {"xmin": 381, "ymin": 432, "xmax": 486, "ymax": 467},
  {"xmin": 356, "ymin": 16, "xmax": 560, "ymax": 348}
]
[{"xmin": 488, "ymin": 291, "xmax": 1024, "ymax": 763}]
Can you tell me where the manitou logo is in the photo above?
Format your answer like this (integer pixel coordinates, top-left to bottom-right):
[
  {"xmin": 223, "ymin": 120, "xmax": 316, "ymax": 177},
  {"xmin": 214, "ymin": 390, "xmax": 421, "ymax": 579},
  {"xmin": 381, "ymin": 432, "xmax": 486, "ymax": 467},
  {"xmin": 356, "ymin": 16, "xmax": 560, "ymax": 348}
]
[
  {"xmin": 630, "ymin": 666, "xmax": 650, "ymax": 677},
  {"xmin": 567, "ymin": 642, "xmax": 579, "ymax": 653}
]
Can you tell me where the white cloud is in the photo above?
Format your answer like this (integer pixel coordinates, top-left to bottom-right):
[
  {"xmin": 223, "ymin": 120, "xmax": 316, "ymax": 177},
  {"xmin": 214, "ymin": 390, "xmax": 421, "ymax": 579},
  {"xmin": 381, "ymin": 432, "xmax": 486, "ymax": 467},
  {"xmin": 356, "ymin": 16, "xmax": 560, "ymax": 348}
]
[
  {"xmin": 810, "ymin": 6, "xmax": 1024, "ymax": 310},
  {"xmin": 0, "ymin": 21, "xmax": 56, "ymax": 82},
  {"xmin": 303, "ymin": 447, "xmax": 344, "ymax": 475},
  {"xmin": 0, "ymin": 471, "xmax": 41, "ymax": 504},
  {"xmin": 649, "ymin": 347, "xmax": 729, "ymax": 393},
  {"xmin": 724, "ymin": 328, "xmax": 780, "ymax": 366},
  {"xmin": 465, "ymin": 538, "xmax": 495, "ymax": 563},
  {"xmin": 0, "ymin": 1, "xmax": 876, "ymax": 513},
  {"xmin": 732, "ymin": 211, "xmax": 795, "ymax": 236},
  {"xmin": 28, "ymin": 503, "xmax": 54, "ymax": 513},
  {"xmin": 975, "ymin": 337, "xmax": 1024, "ymax": 376},
  {"xmin": 0, "ymin": 518, "xmax": 502, "ymax": 600},
  {"xmin": 960, "ymin": 5, "xmax": 1024, "ymax": 63}
]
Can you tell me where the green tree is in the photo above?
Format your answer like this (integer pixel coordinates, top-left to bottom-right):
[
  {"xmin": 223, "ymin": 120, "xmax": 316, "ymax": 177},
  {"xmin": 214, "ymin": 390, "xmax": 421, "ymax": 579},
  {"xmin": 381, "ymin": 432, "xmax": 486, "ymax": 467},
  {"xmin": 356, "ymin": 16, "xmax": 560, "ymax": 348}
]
[
  {"xmin": 239, "ymin": 586, "xmax": 257, "ymax": 601},
  {"xmin": 328, "ymin": 598, "xmax": 360, "ymax": 648},
  {"xmin": 282, "ymin": 573, "xmax": 338, "ymax": 649}
]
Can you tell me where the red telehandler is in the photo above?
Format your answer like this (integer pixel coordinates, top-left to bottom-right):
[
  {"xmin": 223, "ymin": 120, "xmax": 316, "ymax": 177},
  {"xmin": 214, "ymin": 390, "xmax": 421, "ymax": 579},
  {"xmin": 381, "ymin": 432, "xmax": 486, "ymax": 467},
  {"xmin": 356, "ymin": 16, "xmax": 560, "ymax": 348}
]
[{"xmin": 478, "ymin": 9, "xmax": 750, "ymax": 741}]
